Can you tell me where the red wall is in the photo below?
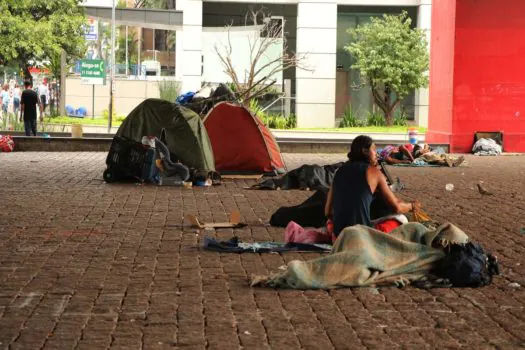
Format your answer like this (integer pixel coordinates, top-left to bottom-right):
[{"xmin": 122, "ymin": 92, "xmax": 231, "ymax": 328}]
[
  {"xmin": 426, "ymin": 0, "xmax": 456, "ymax": 145},
  {"xmin": 428, "ymin": 0, "xmax": 525, "ymax": 152}
]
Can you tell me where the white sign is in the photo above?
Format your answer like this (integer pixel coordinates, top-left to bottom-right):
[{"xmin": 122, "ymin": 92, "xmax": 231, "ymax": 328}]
[{"xmin": 85, "ymin": 17, "xmax": 99, "ymax": 41}]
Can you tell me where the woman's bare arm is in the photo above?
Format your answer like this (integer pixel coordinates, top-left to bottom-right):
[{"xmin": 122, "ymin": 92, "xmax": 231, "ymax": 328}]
[
  {"xmin": 384, "ymin": 155, "xmax": 411, "ymax": 165},
  {"xmin": 325, "ymin": 185, "xmax": 334, "ymax": 218},
  {"xmin": 371, "ymin": 167, "xmax": 419, "ymax": 214}
]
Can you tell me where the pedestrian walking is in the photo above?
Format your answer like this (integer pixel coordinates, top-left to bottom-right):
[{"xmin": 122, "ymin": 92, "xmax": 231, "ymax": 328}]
[
  {"xmin": 20, "ymin": 81, "xmax": 43, "ymax": 136},
  {"xmin": 12, "ymin": 84, "xmax": 21, "ymax": 118},
  {"xmin": 37, "ymin": 79, "xmax": 50, "ymax": 118},
  {"xmin": 1, "ymin": 84, "xmax": 10, "ymax": 120}
]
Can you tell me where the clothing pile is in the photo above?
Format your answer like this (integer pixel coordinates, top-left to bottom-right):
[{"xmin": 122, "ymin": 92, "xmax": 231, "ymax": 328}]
[
  {"xmin": 472, "ymin": 138, "xmax": 502, "ymax": 156},
  {"xmin": 203, "ymin": 236, "xmax": 331, "ymax": 253},
  {"xmin": 0, "ymin": 135, "xmax": 15, "ymax": 153},
  {"xmin": 178, "ymin": 83, "xmax": 238, "ymax": 116}
]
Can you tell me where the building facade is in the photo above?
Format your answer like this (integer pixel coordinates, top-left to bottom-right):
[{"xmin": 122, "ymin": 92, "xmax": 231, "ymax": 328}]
[{"xmin": 83, "ymin": 0, "xmax": 432, "ymax": 128}]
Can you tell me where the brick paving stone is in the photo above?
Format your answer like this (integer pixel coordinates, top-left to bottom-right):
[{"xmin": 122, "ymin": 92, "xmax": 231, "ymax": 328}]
[{"xmin": 0, "ymin": 152, "xmax": 525, "ymax": 349}]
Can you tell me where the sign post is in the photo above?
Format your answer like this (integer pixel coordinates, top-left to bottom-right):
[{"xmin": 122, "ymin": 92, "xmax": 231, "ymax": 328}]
[
  {"xmin": 80, "ymin": 59, "xmax": 106, "ymax": 119},
  {"xmin": 92, "ymin": 85, "xmax": 95, "ymax": 119}
]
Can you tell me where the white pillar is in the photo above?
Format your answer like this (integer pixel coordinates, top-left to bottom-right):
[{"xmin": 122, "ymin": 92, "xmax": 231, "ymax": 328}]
[
  {"xmin": 176, "ymin": 0, "xmax": 202, "ymax": 93},
  {"xmin": 295, "ymin": 0, "xmax": 337, "ymax": 128},
  {"xmin": 416, "ymin": 0, "xmax": 432, "ymax": 128}
]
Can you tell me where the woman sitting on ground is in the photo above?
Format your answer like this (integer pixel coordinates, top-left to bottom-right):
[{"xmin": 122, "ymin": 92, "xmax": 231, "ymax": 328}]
[
  {"xmin": 325, "ymin": 135, "xmax": 421, "ymax": 238},
  {"xmin": 379, "ymin": 144, "xmax": 415, "ymax": 165}
]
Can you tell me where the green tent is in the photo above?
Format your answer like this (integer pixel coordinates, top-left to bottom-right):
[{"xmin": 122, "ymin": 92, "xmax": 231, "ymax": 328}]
[{"xmin": 116, "ymin": 99, "xmax": 215, "ymax": 172}]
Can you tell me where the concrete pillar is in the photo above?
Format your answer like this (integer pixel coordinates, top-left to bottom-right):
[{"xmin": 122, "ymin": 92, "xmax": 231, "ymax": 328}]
[
  {"xmin": 295, "ymin": 0, "xmax": 337, "ymax": 128},
  {"xmin": 415, "ymin": 0, "xmax": 432, "ymax": 128},
  {"xmin": 176, "ymin": 0, "xmax": 202, "ymax": 93}
]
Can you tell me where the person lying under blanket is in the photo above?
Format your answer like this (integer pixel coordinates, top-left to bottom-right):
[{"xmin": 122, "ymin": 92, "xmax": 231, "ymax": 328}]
[
  {"xmin": 325, "ymin": 135, "xmax": 421, "ymax": 237},
  {"xmin": 412, "ymin": 144, "xmax": 466, "ymax": 167}
]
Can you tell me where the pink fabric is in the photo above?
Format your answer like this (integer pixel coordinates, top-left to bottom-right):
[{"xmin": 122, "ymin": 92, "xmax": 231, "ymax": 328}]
[{"xmin": 284, "ymin": 221, "xmax": 332, "ymax": 244}]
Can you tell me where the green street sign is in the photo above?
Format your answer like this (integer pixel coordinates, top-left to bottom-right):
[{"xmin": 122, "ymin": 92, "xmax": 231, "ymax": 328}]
[{"xmin": 80, "ymin": 59, "xmax": 106, "ymax": 85}]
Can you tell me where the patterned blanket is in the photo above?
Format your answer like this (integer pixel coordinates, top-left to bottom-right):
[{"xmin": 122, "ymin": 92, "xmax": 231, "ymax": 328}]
[{"xmin": 251, "ymin": 222, "xmax": 469, "ymax": 289}]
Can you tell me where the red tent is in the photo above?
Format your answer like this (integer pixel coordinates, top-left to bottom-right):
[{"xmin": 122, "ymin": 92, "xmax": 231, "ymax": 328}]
[{"xmin": 203, "ymin": 102, "xmax": 286, "ymax": 174}]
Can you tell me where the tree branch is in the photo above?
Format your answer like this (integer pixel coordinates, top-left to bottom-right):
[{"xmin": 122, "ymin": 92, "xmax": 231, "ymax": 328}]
[{"xmin": 214, "ymin": 7, "xmax": 311, "ymax": 102}]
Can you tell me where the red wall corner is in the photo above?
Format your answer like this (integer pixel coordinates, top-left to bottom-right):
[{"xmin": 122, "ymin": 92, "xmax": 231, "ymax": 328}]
[{"xmin": 426, "ymin": 0, "xmax": 457, "ymax": 146}]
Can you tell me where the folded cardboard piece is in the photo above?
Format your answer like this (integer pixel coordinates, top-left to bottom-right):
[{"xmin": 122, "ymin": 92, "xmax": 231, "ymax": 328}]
[
  {"xmin": 186, "ymin": 211, "xmax": 246, "ymax": 229},
  {"xmin": 221, "ymin": 174, "xmax": 263, "ymax": 180}
]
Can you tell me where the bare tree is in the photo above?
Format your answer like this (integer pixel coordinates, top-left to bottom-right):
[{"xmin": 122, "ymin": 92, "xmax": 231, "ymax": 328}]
[{"xmin": 215, "ymin": 8, "xmax": 310, "ymax": 103}]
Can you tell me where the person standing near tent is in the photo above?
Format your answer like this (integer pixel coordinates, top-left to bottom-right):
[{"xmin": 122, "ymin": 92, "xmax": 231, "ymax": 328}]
[
  {"xmin": 20, "ymin": 81, "xmax": 43, "ymax": 136},
  {"xmin": 325, "ymin": 135, "xmax": 421, "ymax": 237}
]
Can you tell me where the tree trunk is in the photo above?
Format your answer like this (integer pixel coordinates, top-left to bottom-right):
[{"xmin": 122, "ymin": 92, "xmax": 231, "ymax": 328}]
[
  {"xmin": 385, "ymin": 110, "xmax": 394, "ymax": 127},
  {"xmin": 23, "ymin": 65, "xmax": 32, "ymax": 85}
]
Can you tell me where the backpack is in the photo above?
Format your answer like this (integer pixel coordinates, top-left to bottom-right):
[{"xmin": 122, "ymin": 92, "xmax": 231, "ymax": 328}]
[{"xmin": 438, "ymin": 242, "xmax": 499, "ymax": 287}]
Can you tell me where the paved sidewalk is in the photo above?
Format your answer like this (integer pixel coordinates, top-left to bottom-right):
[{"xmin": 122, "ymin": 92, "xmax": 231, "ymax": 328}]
[{"xmin": 0, "ymin": 152, "xmax": 524, "ymax": 349}]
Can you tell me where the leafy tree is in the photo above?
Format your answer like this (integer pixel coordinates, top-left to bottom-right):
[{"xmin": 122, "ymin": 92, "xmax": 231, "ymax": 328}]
[
  {"xmin": 345, "ymin": 11, "xmax": 429, "ymax": 126},
  {"xmin": 0, "ymin": 0, "xmax": 87, "ymax": 83},
  {"xmin": 117, "ymin": 29, "xmax": 139, "ymax": 66}
]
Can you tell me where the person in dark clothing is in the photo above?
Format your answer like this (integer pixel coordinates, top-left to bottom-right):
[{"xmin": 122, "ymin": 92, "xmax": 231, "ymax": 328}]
[
  {"xmin": 20, "ymin": 81, "xmax": 43, "ymax": 136},
  {"xmin": 325, "ymin": 135, "xmax": 421, "ymax": 237}
]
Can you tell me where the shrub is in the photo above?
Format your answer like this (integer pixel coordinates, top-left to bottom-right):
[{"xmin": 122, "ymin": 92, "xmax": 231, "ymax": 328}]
[
  {"xmin": 248, "ymin": 99, "xmax": 265, "ymax": 119},
  {"xmin": 393, "ymin": 109, "xmax": 409, "ymax": 127},
  {"xmin": 115, "ymin": 115, "xmax": 126, "ymax": 123},
  {"xmin": 102, "ymin": 109, "xmax": 117, "ymax": 120},
  {"xmin": 286, "ymin": 113, "xmax": 297, "ymax": 129},
  {"xmin": 226, "ymin": 82, "xmax": 238, "ymax": 93},
  {"xmin": 339, "ymin": 104, "xmax": 368, "ymax": 127},
  {"xmin": 248, "ymin": 99, "xmax": 296, "ymax": 129},
  {"xmin": 366, "ymin": 111, "xmax": 386, "ymax": 126},
  {"xmin": 0, "ymin": 113, "xmax": 24, "ymax": 131},
  {"xmin": 158, "ymin": 80, "xmax": 181, "ymax": 103}
]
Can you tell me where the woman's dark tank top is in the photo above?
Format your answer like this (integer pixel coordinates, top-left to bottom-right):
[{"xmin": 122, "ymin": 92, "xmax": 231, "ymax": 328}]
[{"xmin": 332, "ymin": 161, "xmax": 374, "ymax": 236}]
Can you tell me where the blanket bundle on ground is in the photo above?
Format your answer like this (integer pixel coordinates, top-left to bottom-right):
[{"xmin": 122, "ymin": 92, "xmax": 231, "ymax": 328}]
[
  {"xmin": 250, "ymin": 163, "xmax": 344, "ymax": 191},
  {"xmin": 251, "ymin": 222, "xmax": 469, "ymax": 289},
  {"xmin": 420, "ymin": 153, "xmax": 466, "ymax": 167},
  {"xmin": 472, "ymin": 138, "xmax": 502, "ymax": 156}
]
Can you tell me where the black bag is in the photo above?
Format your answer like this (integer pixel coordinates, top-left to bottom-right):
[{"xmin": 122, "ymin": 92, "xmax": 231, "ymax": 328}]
[
  {"xmin": 269, "ymin": 189, "xmax": 395, "ymax": 228},
  {"xmin": 437, "ymin": 242, "xmax": 499, "ymax": 288}
]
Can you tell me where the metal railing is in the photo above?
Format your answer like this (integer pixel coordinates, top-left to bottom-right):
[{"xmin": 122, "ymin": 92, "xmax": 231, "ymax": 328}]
[{"xmin": 261, "ymin": 95, "xmax": 295, "ymax": 117}]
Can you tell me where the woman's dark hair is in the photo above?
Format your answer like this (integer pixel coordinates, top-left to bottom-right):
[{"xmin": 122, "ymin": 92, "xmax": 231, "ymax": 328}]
[{"xmin": 348, "ymin": 135, "xmax": 374, "ymax": 163}]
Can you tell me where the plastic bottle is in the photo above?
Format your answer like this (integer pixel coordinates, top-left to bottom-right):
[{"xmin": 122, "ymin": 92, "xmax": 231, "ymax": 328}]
[{"xmin": 408, "ymin": 127, "xmax": 418, "ymax": 145}]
